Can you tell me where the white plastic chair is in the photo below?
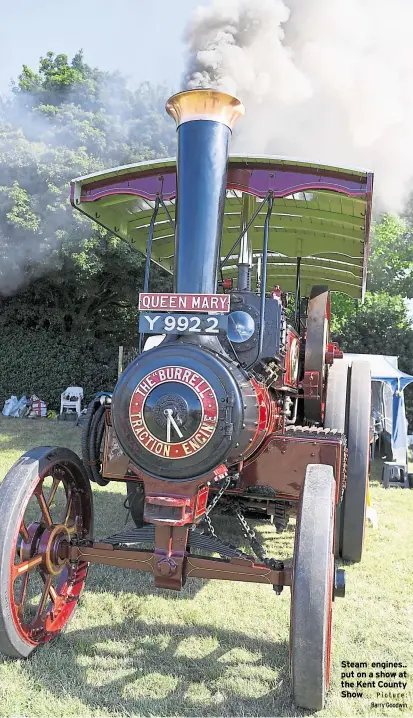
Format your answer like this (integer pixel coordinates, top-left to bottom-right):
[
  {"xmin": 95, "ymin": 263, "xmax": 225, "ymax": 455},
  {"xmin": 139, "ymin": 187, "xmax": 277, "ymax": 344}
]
[{"xmin": 60, "ymin": 386, "xmax": 83, "ymax": 416}]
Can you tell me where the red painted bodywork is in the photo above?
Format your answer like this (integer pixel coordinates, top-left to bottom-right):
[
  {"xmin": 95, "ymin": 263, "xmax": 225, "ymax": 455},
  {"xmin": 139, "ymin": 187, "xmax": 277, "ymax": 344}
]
[
  {"xmin": 274, "ymin": 326, "xmax": 300, "ymax": 390},
  {"xmin": 144, "ymin": 484, "xmax": 210, "ymax": 526},
  {"xmin": 242, "ymin": 378, "xmax": 280, "ymax": 463},
  {"xmin": 241, "ymin": 431, "xmax": 344, "ymax": 504},
  {"xmin": 325, "ymin": 342, "xmax": 344, "ymax": 365}
]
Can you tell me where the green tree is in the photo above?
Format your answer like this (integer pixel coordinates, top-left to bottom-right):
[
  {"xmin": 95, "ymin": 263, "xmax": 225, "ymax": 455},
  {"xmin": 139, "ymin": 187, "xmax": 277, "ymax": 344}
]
[
  {"xmin": 0, "ymin": 51, "xmax": 174, "ymax": 338},
  {"xmin": 13, "ymin": 51, "xmax": 104, "ymax": 110},
  {"xmin": 330, "ymin": 292, "xmax": 356, "ymax": 334},
  {"xmin": 331, "ymin": 213, "xmax": 413, "ymax": 334},
  {"xmin": 367, "ymin": 214, "xmax": 413, "ymax": 298},
  {"xmin": 334, "ymin": 293, "xmax": 413, "ymax": 360},
  {"xmin": 332, "ymin": 292, "xmax": 413, "ymax": 425}
]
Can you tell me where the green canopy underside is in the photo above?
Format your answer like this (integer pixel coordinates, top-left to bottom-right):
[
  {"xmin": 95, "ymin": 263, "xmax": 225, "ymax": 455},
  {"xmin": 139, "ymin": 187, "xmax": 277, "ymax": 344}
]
[{"xmin": 71, "ymin": 155, "xmax": 372, "ymax": 299}]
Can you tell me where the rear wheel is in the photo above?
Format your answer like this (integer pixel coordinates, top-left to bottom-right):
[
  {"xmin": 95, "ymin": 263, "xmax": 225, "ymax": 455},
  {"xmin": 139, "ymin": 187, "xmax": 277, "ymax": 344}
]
[
  {"xmin": 0, "ymin": 447, "xmax": 93, "ymax": 658},
  {"xmin": 341, "ymin": 361, "xmax": 371, "ymax": 562},
  {"xmin": 290, "ymin": 464, "xmax": 335, "ymax": 711},
  {"xmin": 324, "ymin": 360, "xmax": 348, "ymax": 557},
  {"xmin": 324, "ymin": 361, "xmax": 348, "ymax": 433}
]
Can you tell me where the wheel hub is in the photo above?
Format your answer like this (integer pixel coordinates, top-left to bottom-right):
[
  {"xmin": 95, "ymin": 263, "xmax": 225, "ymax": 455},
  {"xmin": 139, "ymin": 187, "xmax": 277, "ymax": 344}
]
[
  {"xmin": 333, "ymin": 564, "xmax": 346, "ymax": 599},
  {"xmin": 20, "ymin": 522, "xmax": 70, "ymax": 577}
]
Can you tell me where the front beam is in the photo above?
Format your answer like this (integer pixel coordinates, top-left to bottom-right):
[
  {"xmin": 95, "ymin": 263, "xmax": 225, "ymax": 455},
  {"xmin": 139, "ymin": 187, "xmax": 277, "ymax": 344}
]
[{"xmin": 67, "ymin": 542, "xmax": 291, "ymax": 589}]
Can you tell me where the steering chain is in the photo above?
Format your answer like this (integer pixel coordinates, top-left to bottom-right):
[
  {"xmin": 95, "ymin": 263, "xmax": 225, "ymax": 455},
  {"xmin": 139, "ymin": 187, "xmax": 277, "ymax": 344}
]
[{"xmin": 195, "ymin": 479, "xmax": 284, "ymax": 589}]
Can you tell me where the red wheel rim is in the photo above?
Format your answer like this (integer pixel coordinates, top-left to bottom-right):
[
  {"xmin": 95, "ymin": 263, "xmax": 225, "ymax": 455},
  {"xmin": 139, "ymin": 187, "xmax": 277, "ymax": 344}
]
[{"xmin": 9, "ymin": 462, "xmax": 91, "ymax": 647}]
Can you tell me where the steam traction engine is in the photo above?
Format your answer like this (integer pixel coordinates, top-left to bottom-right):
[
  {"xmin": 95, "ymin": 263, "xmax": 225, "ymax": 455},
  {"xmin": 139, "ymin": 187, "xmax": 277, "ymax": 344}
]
[{"xmin": 0, "ymin": 90, "xmax": 373, "ymax": 711}]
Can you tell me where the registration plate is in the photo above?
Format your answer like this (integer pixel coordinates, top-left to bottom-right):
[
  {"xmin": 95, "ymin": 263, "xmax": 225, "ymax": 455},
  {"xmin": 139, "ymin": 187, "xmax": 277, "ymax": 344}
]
[
  {"xmin": 138, "ymin": 293, "xmax": 230, "ymax": 313},
  {"xmin": 139, "ymin": 312, "xmax": 228, "ymax": 335}
]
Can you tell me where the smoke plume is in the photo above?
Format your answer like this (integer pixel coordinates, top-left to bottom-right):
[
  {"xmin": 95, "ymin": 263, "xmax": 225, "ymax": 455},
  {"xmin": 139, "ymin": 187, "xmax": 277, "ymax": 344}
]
[{"xmin": 184, "ymin": 0, "xmax": 413, "ymax": 211}]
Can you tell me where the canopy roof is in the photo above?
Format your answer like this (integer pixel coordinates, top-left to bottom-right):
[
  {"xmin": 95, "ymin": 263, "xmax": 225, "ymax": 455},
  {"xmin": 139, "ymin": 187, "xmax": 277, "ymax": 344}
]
[{"xmin": 70, "ymin": 154, "xmax": 373, "ymax": 299}]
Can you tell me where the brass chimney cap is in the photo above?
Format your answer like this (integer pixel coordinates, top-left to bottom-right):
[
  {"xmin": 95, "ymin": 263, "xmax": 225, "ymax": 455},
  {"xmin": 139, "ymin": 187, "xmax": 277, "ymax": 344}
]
[{"xmin": 166, "ymin": 88, "xmax": 245, "ymax": 131}]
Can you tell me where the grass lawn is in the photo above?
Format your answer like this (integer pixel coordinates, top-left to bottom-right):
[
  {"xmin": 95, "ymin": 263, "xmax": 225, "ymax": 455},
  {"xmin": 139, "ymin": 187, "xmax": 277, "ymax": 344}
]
[{"xmin": 0, "ymin": 416, "xmax": 412, "ymax": 717}]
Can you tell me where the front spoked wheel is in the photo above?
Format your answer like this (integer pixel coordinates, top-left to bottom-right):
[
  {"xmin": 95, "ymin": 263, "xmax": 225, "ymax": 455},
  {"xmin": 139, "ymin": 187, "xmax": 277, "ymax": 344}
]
[{"xmin": 0, "ymin": 447, "xmax": 93, "ymax": 658}]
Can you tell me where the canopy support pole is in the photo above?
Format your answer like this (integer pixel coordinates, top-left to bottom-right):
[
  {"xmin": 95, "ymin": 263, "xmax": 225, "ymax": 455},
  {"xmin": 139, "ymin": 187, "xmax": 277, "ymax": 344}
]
[
  {"xmin": 246, "ymin": 194, "xmax": 274, "ymax": 370},
  {"xmin": 220, "ymin": 192, "xmax": 271, "ymax": 270},
  {"xmin": 294, "ymin": 256, "xmax": 302, "ymax": 332},
  {"xmin": 237, "ymin": 193, "xmax": 255, "ymax": 292},
  {"xmin": 138, "ymin": 196, "xmax": 161, "ymax": 354}
]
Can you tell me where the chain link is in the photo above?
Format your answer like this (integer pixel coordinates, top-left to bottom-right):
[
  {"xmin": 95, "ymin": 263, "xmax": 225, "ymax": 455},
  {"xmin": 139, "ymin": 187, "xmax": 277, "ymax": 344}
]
[
  {"xmin": 196, "ymin": 511, "xmax": 253, "ymax": 561},
  {"xmin": 195, "ymin": 479, "xmax": 284, "ymax": 570},
  {"xmin": 194, "ymin": 478, "xmax": 256, "ymax": 560},
  {"xmin": 193, "ymin": 476, "xmax": 232, "ymax": 539},
  {"xmin": 234, "ymin": 504, "xmax": 284, "ymax": 570},
  {"xmin": 206, "ymin": 476, "xmax": 232, "ymax": 516}
]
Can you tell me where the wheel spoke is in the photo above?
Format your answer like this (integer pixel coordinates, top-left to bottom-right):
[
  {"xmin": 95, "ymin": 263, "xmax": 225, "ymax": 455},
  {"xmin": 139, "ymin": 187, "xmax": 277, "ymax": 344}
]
[
  {"xmin": 66, "ymin": 522, "xmax": 78, "ymax": 536},
  {"xmin": 48, "ymin": 584, "xmax": 58, "ymax": 604},
  {"xmin": 36, "ymin": 491, "xmax": 53, "ymax": 529},
  {"xmin": 16, "ymin": 572, "xmax": 29, "ymax": 614},
  {"xmin": 36, "ymin": 574, "xmax": 52, "ymax": 619},
  {"xmin": 46, "ymin": 476, "xmax": 60, "ymax": 508},
  {"xmin": 19, "ymin": 521, "xmax": 29, "ymax": 542},
  {"xmin": 64, "ymin": 496, "xmax": 78, "ymax": 535},
  {"xmin": 12, "ymin": 555, "xmax": 42, "ymax": 581},
  {"xmin": 40, "ymin": 572, "xmax": 58, "ymax": 604},
  {"xmin": 64, "ymin": 495, "xmax": 73, "ymax": 526}
]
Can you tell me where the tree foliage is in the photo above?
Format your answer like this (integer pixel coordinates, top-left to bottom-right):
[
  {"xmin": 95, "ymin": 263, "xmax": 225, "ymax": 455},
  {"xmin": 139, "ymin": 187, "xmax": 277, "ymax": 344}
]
[
  {"xmin": 0, "ymin": 326, "xmax": 119, "ymax": 411},
  {"xmin": 0, "ymin": 51, "xmax": 173, "ymax": 344},
  {"xmin": 333, "ymin": 293, "xmax": 413, "ymax": 364},
  {"xmin": 367, "ymin": 214, "xmax": 413, "ymax": 298},
  {"xmin": 332, "ymin": 292, "xmax": 413, "ymax": 425},
  {"xmin": 329, "ymin": 209, "xmax": 413, "ymax": 426}
]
